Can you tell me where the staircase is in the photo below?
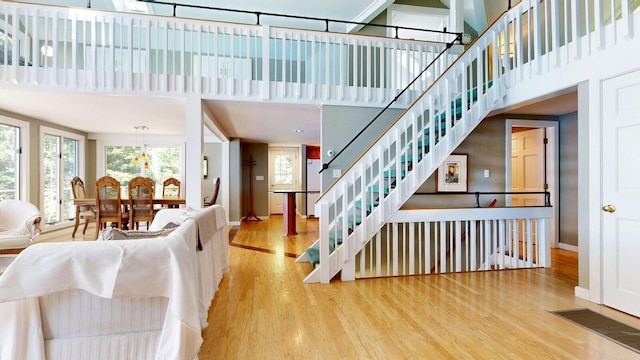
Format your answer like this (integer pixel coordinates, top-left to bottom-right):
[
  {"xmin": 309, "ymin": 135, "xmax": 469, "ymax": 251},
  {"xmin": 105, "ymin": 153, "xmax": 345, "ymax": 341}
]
[
  {"xmin": 298, "ymin": 0, "xmax": 640, "ymax": 283},
  {"xmin": 297, "ymin": 19, "xmax": 505, "ymax": 282}
]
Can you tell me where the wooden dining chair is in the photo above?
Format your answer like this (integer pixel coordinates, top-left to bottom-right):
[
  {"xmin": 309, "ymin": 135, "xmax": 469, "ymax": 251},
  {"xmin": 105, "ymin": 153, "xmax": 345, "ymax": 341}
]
[
  {"xmin": 95, "ymin": 176, "xmax": 129, "ymax": 239},
  {"xmin": 129, "ymin": 176, "xmax": 155, "ymax": 230},
  {"xmin": 70, "ymin": 176, "xmax": 96, "ymax": 238},
  {"xmin": 162, "ymin": 177, "xmax": 181, "ymax": 208},
  {"xmin": 203, "ymin": 177, "xmax": 220, "ymax": 207}
]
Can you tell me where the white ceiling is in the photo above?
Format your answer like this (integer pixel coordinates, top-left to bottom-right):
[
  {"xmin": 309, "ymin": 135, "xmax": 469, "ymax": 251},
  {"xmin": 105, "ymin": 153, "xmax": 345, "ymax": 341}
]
[{"xmin": 0, "ymin": 0, "xmax": 575, "ymax": 145}]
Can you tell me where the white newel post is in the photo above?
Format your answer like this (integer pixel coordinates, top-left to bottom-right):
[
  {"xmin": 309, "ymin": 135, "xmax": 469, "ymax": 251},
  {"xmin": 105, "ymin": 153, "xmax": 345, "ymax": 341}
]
[{"xmin": 185, "ymin": 95, "xmax": 205, "ymax": 208}]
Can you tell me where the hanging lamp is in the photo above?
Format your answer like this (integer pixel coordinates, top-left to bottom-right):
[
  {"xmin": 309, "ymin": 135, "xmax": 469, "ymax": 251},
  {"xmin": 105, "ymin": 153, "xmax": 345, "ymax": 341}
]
[{"xmin": 134, "ymin": 125, "xmax": 149, "ymax": 167}]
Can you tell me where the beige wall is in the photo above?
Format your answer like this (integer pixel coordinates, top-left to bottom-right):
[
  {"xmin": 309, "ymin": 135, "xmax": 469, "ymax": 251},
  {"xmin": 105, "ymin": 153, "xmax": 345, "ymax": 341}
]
[{"xmin": 241, "ymin": 143, "xmax": 269, "ymax": 218}]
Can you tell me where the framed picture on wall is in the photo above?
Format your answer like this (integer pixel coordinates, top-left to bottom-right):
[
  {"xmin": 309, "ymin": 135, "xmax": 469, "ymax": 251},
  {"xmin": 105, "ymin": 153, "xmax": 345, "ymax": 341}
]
[{"xmin": 436, "ymin": 154, "xmax": 468, "ymax": 192}]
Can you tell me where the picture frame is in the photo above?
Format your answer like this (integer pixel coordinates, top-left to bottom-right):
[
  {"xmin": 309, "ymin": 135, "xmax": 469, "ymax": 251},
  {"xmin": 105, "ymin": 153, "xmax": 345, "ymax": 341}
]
[{"xmin": 436, "ymin": 154, "xmax": 468, "ymax": 192}]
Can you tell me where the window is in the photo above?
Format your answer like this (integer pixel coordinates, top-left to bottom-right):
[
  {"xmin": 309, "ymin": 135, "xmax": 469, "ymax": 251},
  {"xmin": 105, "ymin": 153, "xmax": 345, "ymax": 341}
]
[
  {"xmin": 273, "ymin": 153, "xmax": 294, "ymax": 185},
  {"xmin": 41, "ymin": 127, "xmax": 84, "ymax": 226},
  {"xmin": 104, "ymin": 143, "xmax": 182, "ymax": 197},
  {"xmin": 105, "ymin": 145, "xmax": 142, "ymax": 195},
  {"xmin": 143, "ymin": 145, "xmax": 181, "ymax": 197},
  {"xmin": 0, "ymin": 121, "xmax": 23, "ymax": 200}
]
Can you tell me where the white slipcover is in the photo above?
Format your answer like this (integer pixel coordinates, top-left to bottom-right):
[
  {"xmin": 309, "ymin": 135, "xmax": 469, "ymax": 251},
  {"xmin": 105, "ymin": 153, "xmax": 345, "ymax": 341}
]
[
  {"xmin": 0, "ymin": 200, "xmax": 41, "ymax": 250},
  {"xmin": 0, "ymin": 205, "xmax": 229, "ymax": 360}
]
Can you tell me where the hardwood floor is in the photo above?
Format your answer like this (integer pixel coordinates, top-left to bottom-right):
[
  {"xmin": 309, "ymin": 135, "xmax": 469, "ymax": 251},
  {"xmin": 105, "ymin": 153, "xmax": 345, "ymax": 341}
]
[
  {"xmin": 16, "ymin": 216, "xmax": 640, "ymax": 359},
  {"xmin": 201, "ymin": 216, "xmax": 640, "ymax": 360}
]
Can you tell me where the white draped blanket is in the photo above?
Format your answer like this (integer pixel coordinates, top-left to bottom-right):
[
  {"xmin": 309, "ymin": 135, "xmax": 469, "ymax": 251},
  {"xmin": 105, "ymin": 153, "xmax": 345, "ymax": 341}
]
[
  {"xmin": 0, "ymin": 218, "xmax": 204, "ymax": 360},
  {"xmin": 149, "ymin": 205, "xmax": 229, "ymax": 327}
]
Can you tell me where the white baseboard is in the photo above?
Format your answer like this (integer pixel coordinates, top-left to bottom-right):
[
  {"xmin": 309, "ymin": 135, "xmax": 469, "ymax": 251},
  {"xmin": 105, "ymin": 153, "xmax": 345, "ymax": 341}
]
[
  {"xmin": 229, "ymin": 221, "xmax": 241, "ymax": 226},
  {"xmin": 574, "ymin": 286, "xmax": 590, "ymax": 300},
  {"xmin": 559, "ymin": 243, "xmax": 578, "ymax": 252}
]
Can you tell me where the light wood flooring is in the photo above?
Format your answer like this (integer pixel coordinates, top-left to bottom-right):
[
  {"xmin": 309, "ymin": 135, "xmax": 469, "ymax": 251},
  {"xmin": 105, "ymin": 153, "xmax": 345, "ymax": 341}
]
[{"xmin": 21, "ymin": 216, "xmax": 640, "ymax": 359}]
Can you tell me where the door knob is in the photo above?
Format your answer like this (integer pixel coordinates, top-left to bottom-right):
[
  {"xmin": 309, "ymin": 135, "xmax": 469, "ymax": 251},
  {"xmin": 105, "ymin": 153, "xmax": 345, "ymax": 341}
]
[{"xmin": 602, "ymin": 204, "xmax": 616, "ymax": 213}]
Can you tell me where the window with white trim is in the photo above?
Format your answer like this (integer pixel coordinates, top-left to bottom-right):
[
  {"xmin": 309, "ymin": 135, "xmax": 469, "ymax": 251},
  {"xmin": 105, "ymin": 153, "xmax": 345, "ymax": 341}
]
[
  {"xmin": 0, "ymin": 118, "xmax": 28, "ymax": 200},
  {"xmin": 41, "ymin": 127, "xmax": 85, "ymax": 225}
]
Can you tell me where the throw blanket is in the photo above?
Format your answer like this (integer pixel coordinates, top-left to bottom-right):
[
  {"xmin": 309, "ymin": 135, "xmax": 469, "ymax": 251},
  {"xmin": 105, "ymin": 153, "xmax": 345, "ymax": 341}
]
[
  {"xmin": 0, "ymin": 219, "xmax": 202, "ymax": 360},
  {"xmin": 148, "ymin": 206, "xmax": 229, "ymax": 327}
]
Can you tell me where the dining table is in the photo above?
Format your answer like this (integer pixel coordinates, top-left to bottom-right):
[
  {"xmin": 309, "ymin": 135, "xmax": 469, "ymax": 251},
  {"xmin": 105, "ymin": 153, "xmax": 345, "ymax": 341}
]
[
  {"xmin": 73, "ymin": 197, "xmax": 187, "ymax": 231},
  {"xmin": 73, "ymin": 197, "xmax": 186, "ymax": 208}
]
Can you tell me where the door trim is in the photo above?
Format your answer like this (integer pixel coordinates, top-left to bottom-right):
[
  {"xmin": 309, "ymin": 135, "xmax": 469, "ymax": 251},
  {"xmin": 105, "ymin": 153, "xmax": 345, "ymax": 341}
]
[{"xmin": 505, "ymin": 119, "xmax": 559, "ymax": 249}]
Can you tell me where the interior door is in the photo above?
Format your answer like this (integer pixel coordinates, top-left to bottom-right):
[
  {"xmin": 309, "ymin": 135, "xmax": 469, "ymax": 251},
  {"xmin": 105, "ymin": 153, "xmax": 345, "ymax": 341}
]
[
  {"xmin": 511, "ymin": 128, "xmax": 545, "ymax": 245},
  {"xmin": 511, "ymin": 128, "xmax": 545, "ymax": 206},
  {"xmin": 602, "ymin": 69, "xmax": 640, "ymax": 318},
  {"xmin": 269, "ymin": 148, "xmax": 298, "ymax": 214}
]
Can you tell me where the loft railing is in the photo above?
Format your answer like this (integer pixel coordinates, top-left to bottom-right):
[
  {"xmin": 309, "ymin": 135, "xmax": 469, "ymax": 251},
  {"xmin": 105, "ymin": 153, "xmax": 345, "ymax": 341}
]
[
  {"xmin": 135, "ymin": 0, "xmax": 461, "ymax": 41},
  {"xmin": 0, "ymin": 2, "xmax": 457, "ymax": 107}
]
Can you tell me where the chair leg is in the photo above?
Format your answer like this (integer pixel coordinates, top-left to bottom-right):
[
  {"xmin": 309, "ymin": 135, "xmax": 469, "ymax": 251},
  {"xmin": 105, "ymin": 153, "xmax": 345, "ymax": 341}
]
[
  {"xmin": 72, "ymin": 215, "xmax": 80, "ymax": 238},
  {"xmin": 82, "ymin": 217, "xmax": 90, "ymax": 235},
  {"xmin": 95, "ymin": 221, "xmax": 101, "ymax": 240}
]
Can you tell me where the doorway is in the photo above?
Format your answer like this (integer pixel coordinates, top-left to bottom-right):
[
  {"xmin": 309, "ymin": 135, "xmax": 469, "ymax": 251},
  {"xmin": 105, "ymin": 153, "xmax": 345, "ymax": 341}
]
[
  {"xmin": 268, "ymin": 147, "xmax": 299, "ymax": 215},
  {"xmin": 505, "ymin": 119, "xmax": 559, "ymax": 248}
]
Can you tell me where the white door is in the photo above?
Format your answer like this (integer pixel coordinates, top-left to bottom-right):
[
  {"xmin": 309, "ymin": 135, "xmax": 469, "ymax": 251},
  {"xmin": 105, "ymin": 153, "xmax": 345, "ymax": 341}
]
[
  {"xmin": 511, "ymin": 128, "xmax": 545, "ymax": 206},
  {"xmin": 511, "ymin": 128, "xmax": 545, "ymax": 245},
  {"xmin": 602, "ymin": 70, "xmax": 640, "ymax": 318},
  {"xmin": 269, "ymin": 148, "xmax": 298, "ymax": 214}
]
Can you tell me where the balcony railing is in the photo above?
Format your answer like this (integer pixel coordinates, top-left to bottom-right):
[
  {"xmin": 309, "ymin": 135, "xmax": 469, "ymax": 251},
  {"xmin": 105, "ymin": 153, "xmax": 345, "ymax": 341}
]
[{"xmin": 0, "ymin": 2, "xmax": 458, "ymax": 107}]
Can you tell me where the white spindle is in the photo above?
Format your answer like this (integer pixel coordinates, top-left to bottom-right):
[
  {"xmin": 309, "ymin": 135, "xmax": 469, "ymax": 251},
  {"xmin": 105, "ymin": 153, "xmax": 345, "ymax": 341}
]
[
  {"xmin": 571, "ymin": 0, "xmax": 582, "ymax": 60},
  {"xmin": 621, "ymin": 0, "xmax": 633, "ymax": 40}
]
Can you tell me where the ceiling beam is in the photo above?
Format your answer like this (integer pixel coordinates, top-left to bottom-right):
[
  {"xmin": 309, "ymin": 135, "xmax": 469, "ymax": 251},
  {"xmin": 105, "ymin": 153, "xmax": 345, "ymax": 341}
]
[{"xmin": 346, "ymin": 0, "xmax": 394, "ymax": 33}]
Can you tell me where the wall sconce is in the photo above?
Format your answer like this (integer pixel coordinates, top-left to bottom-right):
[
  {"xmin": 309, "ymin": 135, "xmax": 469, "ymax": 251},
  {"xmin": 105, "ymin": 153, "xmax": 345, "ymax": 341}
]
[
  {"xmin": 500, "ymin": 42, "xmax": 515, "ymax": 59},
  {"xmin": 203, "ymin": 156, "xmax": 209, "ymax": 179},
  {"xmin": 40, "ymin": 45, "xmax": 53, "ymax": 57},
  {"xmin": 499, "ymin": 27, "xmax": 515, "ymax": 60}
]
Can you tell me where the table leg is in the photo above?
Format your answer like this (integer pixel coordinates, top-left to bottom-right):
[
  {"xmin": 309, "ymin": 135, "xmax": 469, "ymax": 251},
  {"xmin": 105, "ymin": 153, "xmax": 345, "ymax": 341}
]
[{"xmin": 282, "ymin": 192, "xmax": 297, "ymax": 235}]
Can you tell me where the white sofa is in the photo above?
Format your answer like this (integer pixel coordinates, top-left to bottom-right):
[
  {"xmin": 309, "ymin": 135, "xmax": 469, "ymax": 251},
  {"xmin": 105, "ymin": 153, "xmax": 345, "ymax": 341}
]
[
  {"xmin": 0, "ymin": 205, "xmax": 228, "ymax": 360},
  {"xmin": 0, "ymin": 200, "xmax": 42, "ymax": 250}
]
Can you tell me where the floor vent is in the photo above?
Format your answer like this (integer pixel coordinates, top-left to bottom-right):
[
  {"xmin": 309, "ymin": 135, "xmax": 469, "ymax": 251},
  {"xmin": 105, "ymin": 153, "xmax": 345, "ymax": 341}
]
[{"xmin": 551, "ymin": 308, "xmax": 640, "ymax": 354}]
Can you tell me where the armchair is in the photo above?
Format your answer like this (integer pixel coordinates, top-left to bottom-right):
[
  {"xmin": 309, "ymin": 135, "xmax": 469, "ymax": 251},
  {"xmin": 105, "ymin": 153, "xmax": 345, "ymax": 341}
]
[{"xmin": 0, "ymin": 200, "xmax": 41, "ymax": 251}]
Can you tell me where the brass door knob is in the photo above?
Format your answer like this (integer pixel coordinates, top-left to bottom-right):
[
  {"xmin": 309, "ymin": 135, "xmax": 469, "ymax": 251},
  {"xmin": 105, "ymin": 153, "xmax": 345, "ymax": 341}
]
[{"xmin": 602, "ymin": 204, "xmax": 616, "ymax": 213}]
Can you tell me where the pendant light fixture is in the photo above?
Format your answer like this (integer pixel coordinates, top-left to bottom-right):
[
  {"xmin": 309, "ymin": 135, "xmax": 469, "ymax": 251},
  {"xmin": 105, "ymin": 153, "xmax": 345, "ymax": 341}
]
[{"xmin": 134, "ymin": 125, "xmax": 149, "ymax": 168}]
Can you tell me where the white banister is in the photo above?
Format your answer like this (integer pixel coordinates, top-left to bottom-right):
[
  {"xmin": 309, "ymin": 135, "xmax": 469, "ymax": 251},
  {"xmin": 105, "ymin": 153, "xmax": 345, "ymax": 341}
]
[
  {"xmin": 352, "ymin": 207, "xmax": 552, "ymax": 279},
  {"xmin": 305, "ymin": 0, "xmax": 639, "ymax": 283},
  {"xmin": 0, "ymin": 2, "xmax": 454, "ymax": 107}
]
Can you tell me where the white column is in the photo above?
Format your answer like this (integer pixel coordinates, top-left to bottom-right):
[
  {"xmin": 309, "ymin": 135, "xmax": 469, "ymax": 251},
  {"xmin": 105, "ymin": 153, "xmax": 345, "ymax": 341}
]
[
  {"xmin": 449, "ymin": 0, "xmax": 464, "ymax": 34},
  {"xmin": 185, "ymin": 95, "xmax": 204, "ymax": 208}
]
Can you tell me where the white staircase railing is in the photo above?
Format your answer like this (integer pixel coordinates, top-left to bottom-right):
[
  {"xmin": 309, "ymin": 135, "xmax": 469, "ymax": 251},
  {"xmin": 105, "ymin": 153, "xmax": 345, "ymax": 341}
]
[
  {"xmin": 0, "ymin": 2, "xmax": 456, "ymax": 107},
  {"xmin": 303, "ymin": 25, "xmax": 505, "ymax": 283},
  {"xmin": 304, "ymin": 0, "xmax": 639, "ymax": 283},
  {"xmin": 357, "ymin": 207, "xmax": 552, "ymax": 278}
]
